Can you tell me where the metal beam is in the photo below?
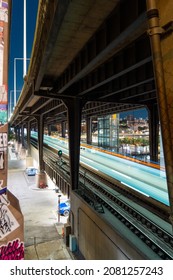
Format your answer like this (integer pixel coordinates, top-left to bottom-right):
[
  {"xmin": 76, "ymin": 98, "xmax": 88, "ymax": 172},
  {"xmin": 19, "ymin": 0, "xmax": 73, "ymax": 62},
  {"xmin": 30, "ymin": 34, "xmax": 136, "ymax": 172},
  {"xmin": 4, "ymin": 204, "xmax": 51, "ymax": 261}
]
[
  {"xmin": 35, "ymin": 0, "xmax": 70, "ymax": 91},
  {"xmin": 146, "ymin": 0, "xmax": 173, "ymax": 226},
  {"xmin": 55, "ymin": 13, "xmax": 147, "ymax": 95}
]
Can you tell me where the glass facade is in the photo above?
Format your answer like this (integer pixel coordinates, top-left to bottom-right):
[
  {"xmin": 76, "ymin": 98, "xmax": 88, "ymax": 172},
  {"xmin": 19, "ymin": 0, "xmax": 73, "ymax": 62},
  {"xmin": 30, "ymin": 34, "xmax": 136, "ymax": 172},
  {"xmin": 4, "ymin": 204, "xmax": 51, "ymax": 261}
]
[{"xmin": 98, "ymin": 114, "xmax": 119, "ymax": 151}]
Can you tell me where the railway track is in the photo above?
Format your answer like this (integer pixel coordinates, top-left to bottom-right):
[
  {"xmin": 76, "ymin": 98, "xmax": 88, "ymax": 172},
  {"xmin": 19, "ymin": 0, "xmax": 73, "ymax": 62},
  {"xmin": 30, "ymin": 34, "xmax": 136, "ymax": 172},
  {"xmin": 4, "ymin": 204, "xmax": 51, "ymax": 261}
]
[
  {"xmin": 78, "ymin": 169, "xmax": 173, "ymax": 260},
  {"xmin": 30, "ymin": 137, "xmax": 173, "ymax": 259}
]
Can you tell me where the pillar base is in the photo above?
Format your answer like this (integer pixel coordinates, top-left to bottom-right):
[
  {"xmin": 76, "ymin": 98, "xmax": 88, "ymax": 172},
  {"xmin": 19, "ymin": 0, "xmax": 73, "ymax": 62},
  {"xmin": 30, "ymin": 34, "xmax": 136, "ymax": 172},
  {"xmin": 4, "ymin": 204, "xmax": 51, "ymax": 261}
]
[{"xmin": 36, "ymin": 171, "xmax": 48, "ymax": 189}]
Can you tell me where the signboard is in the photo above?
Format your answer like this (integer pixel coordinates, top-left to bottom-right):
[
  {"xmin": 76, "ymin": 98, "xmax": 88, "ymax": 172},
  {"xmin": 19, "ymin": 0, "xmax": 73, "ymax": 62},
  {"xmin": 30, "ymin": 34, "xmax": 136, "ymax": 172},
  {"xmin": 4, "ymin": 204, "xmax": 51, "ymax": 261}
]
[
  {"xmin": 0, "ymin": 1, "xmax": 24, "ymax": 260},
  {"xmin": 0, "ymin": 0, "xmax": 8, "ymax": 187}
]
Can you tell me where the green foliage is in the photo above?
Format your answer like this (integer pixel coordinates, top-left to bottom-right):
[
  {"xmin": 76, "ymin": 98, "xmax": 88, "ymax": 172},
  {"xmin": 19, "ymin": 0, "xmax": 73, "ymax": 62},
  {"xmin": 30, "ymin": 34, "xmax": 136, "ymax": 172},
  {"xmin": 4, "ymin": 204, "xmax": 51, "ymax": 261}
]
[{"xmin": 119, "ymin": 137, "xmax": 149, "ymax": 146}]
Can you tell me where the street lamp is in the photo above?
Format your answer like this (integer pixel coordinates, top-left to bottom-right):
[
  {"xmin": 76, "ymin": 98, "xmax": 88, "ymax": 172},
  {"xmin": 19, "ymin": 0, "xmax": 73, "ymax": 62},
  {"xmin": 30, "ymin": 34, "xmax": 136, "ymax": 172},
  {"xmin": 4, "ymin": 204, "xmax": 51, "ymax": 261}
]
[
  {"xmin": 58, "ymin": 194, "xmax": 62, "ymax": 222},
  {"xmin": 12, "ymin": 0, "xmax": 29, "ymax": 109},
  {"xmin": 8, "ymin": 90, "xmax": 21, "ymax": 119},
  {"xmin": 23, "ymin": 0, "xmax": 27, "ymax": 77},
  {"xmin": 13, "ymin": 57, "xmax": 30, "ymax": 108}
]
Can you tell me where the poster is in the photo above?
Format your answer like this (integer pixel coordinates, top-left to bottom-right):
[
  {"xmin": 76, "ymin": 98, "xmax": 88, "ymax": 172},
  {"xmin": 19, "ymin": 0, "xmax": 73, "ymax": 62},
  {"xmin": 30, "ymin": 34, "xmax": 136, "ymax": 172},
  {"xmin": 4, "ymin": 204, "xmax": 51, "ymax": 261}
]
[
  {"xmin": 0, "ymin": 193, "xmax": 20, "ymax": 241},
  {"xmin": 0, "ymin": 1, "xmax": 24, "ymax": 260},
  {"xmin": 0, "ymin": 0, "xmax": 8, "ymax": 187}
]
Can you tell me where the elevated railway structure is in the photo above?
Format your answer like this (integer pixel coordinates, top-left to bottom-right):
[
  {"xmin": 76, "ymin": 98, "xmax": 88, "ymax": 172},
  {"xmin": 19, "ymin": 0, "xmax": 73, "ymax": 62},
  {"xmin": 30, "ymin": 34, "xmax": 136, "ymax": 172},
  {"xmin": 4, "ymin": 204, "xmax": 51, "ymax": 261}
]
[
  {"xmin": 30, "ymin": 136, "xmax": 173, "ymax": 259},
  {"xmin": 9, "ymin": 0, "xmax": 173, "ymax": 259}
]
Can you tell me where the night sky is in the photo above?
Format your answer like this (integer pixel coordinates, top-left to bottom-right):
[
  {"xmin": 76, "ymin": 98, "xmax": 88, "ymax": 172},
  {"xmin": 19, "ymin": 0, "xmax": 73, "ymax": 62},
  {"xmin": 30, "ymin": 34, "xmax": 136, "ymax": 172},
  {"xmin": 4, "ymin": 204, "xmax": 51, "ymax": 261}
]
[
  {"xmin": 8, "ymin": 0, "xmax": 38, "ymax": 106},
  {"xmin": 120, "ymin": 108, "xmax": 148, "ymax": 119}
]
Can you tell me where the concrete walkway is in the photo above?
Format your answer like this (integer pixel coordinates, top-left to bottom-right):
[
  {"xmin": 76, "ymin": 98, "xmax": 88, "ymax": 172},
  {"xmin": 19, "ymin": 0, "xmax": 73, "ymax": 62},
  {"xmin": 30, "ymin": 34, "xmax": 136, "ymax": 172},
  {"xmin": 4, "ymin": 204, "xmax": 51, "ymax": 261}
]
[{"xmin": 7, "ymin": 144, "xmax": 73, "ymax": 260}]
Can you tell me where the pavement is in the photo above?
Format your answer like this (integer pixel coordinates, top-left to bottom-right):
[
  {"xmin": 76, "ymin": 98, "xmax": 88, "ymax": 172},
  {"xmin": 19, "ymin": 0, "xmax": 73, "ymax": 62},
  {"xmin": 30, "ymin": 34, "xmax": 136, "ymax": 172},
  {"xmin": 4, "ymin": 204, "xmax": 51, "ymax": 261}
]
[{"xmin": 7, "ymin": 143, "xmax": 75, "ymax": 260}]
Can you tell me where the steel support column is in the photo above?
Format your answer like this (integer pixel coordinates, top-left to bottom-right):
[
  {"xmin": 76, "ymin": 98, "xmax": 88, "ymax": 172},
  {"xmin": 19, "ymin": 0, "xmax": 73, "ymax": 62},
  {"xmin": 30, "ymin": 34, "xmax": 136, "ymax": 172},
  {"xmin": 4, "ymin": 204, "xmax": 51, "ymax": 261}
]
[
  {"xmin": 86, "ymin": 117, "xmax": 92, "ymax": 145},
  {"xmin": 147, "ymin": 104, "xmax": 159, "ymax": 162},
  {"xmin": 36, "ymin": 115, "xmax": 44, "ymax": 172},
  {"xmin": 27, "ymin": 121, "xmax": 31, "ymax": 156},
  {"xmin": 21, "ymin": 124, "xmax": 25, "ymax": 147},
  {"xmin": 63, "ymin": 98, "xmax": 85, "ymax": 190},
  {"xmin": 14, "ymin": 127, "xmax": 17, "ymax": 141},
  {"xmin": 61, "ymin": 121, "xmax": 66, "ymax": 138},
  {"xmin": 147, "ymin": 0, "xmax": 173, "ymax": 225},
  {"xmin": 48, "ymin": 124, "xmax": 51, "ymax": 136},
  {"xmin": 17, "ymin": 127, "xmax": 21, "ymax": 143}
]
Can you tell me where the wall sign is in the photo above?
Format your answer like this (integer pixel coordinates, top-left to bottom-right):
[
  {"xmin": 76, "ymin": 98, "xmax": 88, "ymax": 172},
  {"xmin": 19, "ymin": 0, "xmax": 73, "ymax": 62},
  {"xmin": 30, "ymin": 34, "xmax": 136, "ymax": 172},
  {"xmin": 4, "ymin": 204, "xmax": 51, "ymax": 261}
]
[
  {"xmin": 0, "ymin": 193, "xmax": 20, "ymax": 241},
  {"xmin": 0, "ymin": 239, "xmax": 24, "ymax": 260}
]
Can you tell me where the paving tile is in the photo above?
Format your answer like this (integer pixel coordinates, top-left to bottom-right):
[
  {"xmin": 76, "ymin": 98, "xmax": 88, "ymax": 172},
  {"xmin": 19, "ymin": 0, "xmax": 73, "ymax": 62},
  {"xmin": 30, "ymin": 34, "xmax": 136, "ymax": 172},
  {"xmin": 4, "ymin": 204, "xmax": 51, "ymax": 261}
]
[{"xmin": 24, "ymin": 245, "xmax": 39, "ymax": 260}]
